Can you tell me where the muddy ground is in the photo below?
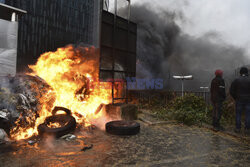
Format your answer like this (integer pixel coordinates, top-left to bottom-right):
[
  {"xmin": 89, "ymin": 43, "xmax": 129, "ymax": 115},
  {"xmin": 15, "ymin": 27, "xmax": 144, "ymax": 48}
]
[{"xmin": 0, "ymin": 112, "xmax": 250, "ymax": 167}]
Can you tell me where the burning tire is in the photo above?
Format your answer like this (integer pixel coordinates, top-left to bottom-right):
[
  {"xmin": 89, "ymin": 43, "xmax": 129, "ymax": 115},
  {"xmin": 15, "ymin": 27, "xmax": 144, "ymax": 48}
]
[
  {"xmin": 105, "ymin": 120, "xmax": 140, "ymax": 136},
  {"xmin": 38, "ymin": 107, "xmax": 76, "ymax": 138},
  {"xmin": 52, "ymin": 106, "xmax": 72, "ymax": 116}
]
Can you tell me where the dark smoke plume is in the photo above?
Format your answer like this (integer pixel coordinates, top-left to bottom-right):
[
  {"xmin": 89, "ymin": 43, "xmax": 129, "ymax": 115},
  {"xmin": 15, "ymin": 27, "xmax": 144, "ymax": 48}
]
[{"xmin": 124, "ymin": 4, "xmax": 249, "ymax": 91}]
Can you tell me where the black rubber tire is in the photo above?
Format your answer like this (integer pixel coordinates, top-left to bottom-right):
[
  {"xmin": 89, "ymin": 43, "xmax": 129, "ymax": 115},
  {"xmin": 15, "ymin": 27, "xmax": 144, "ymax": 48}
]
[
  {"xmin": 105, "ymin": 120, "xmax": 140, "ymax": 136},
  {"xmin": 38, "ymin": 114, "xmax": 76, "ymax": 138},
  {"xmin": 52, "ymin": 106, "xmax": 72, "ymax": 116}
]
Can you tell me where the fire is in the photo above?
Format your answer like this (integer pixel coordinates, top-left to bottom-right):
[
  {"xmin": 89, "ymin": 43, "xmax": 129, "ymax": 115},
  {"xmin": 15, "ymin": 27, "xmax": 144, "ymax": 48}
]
[
  {"xmin": 47, "ymin": 122, "xmax": 63, "ymax": 128},
  {"xmin": 11, "ymin": 45, "xmax": 113, "ymax": 140}
]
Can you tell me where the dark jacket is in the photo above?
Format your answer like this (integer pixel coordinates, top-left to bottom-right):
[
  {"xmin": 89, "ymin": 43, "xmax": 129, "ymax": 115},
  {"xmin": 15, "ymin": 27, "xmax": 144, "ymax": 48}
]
[
  {"xmin": 210, "ymin": 76, "xmax": 226, "ymax": 103},
  {"xmin": 230, "ymin": 75, "xmax": 250, "ymax": 102}
]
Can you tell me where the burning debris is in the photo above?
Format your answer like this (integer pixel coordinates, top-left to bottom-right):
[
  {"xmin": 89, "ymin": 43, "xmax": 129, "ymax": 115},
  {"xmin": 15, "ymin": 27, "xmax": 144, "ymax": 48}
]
[
  {"xmin": 0, "ymin": 45, "xmax": 116, "ymax": 141},
  {"xmin": 38, "ymin": 106, "xmax": 76, "ymax": 138},
  {"xmin": 81, "ymin": 144, "xmax": 93, "ymax": 152},
  {"xmin": 60, "ymin": 134, "xmax": 76, "ymax": 141},
  {"xmin": 0, "ymin": 74, "xmax": 54, "ymax": 139}
]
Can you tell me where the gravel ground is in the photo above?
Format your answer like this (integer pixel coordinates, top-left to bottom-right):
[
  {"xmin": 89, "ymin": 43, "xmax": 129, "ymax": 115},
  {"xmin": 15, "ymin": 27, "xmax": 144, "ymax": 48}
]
[{"xmin": 0, "ymin": 113, "xmax": 250, "ymax": 167}]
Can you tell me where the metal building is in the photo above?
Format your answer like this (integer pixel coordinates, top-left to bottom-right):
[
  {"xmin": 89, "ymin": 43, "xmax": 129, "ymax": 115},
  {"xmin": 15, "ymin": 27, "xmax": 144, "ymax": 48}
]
[
  {"xmin": 1, "ymin": 0, "xmax": 137, "ymax": 103},
  {"xmin": 0, "ymin": 3, "xmax": 26, "ymax": 76},
  {"xmin": 3, "ymin": 0, "xmax": 100, "ymax": 70}
]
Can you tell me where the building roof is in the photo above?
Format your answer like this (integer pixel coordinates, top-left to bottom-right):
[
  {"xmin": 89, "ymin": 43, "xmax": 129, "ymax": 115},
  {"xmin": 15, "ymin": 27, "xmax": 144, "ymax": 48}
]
[
  {"xmin": 0, "ymin": 3, "xmax": 27, "ymax": 21},
  {"xmin": 0, "ymin": 3, "xmax": 27, "ymax": 15}
]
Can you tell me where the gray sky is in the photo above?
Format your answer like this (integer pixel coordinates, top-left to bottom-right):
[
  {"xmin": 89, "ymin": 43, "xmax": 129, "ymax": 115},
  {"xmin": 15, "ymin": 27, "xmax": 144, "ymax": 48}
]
[{"xmin": 110, "ymin": 0, "xmax": 250, "ymax": 55}]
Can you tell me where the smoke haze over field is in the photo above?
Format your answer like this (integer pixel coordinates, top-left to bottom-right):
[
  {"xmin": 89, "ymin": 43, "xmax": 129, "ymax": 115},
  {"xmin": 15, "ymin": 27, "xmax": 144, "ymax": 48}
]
[{"xmin": 123, "ymin": 3, "xmax": 250, "ymax": 91}]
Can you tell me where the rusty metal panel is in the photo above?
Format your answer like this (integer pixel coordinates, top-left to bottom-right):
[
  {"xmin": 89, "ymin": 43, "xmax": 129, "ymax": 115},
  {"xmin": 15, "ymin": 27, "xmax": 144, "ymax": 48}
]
[
  {"xmin": 116, "ymin": 17, "xmax": 128, "ymax": 29},
  {"xmin": 100, "ymin": 46, "xmax": 113, "ymax": 70},
  {"xmin": 101, "ymin": 23, "xmax": 113, "ymax": 46},
  {"xmin": 128, "ymin": 33, "xmax": 136, "ymax": 52},
  {"xmin": 100, "ymin": 71, "xmax": 113, "ymax": 81},
  {"xmin": 114, "ymin": 28, "xmax": 128, "ymax": 50},
  {"xmin": 114, "ymin": 50, "xmax": 127, "ymax": 71},
  {"xmin": 100, "ymin": 10, "xmax": 137, "ymax": 81},
  {"xmin": 102, "ymin": 11, "xmax": 114, "ymax": 24},
  {"xmin": 100, "ymin": 10, "xmax": 137, "ymax": 104}
]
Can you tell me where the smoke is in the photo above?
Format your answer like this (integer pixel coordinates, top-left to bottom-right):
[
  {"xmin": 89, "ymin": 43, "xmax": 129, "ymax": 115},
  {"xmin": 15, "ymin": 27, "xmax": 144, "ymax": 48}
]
[{"xmin": 125, "ymin": 4, "xmax": 249, "ymax": 90}]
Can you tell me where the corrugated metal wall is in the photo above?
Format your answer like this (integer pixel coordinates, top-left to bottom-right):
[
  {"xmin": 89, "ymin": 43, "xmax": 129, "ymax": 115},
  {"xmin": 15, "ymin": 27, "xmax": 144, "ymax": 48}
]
[{"xmin": 4, "ymin": 0, "xmax": 95, "ymax": 70}]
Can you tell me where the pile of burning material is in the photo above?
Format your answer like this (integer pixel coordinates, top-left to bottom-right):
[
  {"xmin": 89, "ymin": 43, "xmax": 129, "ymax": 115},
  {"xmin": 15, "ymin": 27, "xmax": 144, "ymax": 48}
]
[
  {"xmin": 0, "ymin": 45, "xmax": 141, "ymax": 143},
  {"xmin": 0, "ymin": 45, "xmax": 115, "ymax": 141},
  {"xmin": 0, "ymin": 75, "xmax": 55, "ymax": 138},
  {"xmin": 38, "ymin": 106, "xmax": 76, "ymax": 138}
]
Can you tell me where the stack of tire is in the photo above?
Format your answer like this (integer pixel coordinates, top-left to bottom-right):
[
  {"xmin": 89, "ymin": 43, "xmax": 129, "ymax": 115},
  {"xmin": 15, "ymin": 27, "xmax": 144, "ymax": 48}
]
[{"xmin": 38, "ymin": 107, "xmax": 76, "ymax": 138}]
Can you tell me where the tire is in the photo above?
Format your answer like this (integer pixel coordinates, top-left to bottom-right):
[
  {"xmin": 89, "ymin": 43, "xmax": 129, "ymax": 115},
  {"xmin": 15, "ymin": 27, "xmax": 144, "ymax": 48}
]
[
  {"xmin": 105, "ymin": 120, "xmax": 140, "ymax": 136},
  {"xmin": 38, "ymin": 114, "xmax": 76, "ymax": 138},
  {"xmin": 52, "ymin": 106, "xmax": 72, "ymax": 116}
]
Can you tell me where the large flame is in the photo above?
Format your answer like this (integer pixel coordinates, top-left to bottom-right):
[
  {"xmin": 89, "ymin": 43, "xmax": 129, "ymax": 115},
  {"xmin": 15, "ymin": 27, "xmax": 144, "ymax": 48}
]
[{"xmin": 11, "ymin": 46, "xmax": 113, "ymax": 140}]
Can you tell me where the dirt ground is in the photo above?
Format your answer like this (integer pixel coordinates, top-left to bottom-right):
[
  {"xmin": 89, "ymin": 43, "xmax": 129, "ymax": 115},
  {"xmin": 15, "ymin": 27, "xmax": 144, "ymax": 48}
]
[{"xmin": 0, "ymin": 113, "xmax": 250, "ymax": 167}]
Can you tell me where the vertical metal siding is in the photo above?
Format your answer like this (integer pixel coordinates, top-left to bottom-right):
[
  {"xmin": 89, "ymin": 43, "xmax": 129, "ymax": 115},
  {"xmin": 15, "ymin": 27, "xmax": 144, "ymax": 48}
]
[{"xmin": 5, "ymin": 0, "xmax": 95, "ymax": 70}]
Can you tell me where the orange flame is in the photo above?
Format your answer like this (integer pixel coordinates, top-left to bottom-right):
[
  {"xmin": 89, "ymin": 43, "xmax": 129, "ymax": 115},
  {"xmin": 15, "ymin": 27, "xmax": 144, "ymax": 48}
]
[
  {"xmin": 11, "ymin": 45, "xmax": 113, "ymax": 140},
  {"xmin": 47, "ymin": 122, "xmax": 63, "ymax": 128}
]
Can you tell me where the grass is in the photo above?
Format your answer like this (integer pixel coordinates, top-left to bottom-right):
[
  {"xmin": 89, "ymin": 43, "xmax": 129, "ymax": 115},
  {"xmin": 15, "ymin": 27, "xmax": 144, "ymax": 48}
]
[{"xmin": 139, "ymin": 93, "xmax": 236, "ymax": 127}]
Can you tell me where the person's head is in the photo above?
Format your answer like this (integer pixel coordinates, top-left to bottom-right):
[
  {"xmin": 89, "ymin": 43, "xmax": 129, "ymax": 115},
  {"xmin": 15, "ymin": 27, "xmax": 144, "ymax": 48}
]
[
  {"xmin": 215, "ymin": 69, "xmax": 223, "ymax": 77},
  {"xmin": 240, "ymin": 67, "xmax": 248, "ymax": 76}
]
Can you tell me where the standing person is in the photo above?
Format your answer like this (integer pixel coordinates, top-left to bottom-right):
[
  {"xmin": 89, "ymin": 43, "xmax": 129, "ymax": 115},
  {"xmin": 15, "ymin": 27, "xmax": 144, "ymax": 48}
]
[
  {"xmin": 230, "ymin": 67, "xmax": 250, "ymax": 134},
  {"xmin": 210, "ymin": 69, "xmax": 226, "ymax": 131}
]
